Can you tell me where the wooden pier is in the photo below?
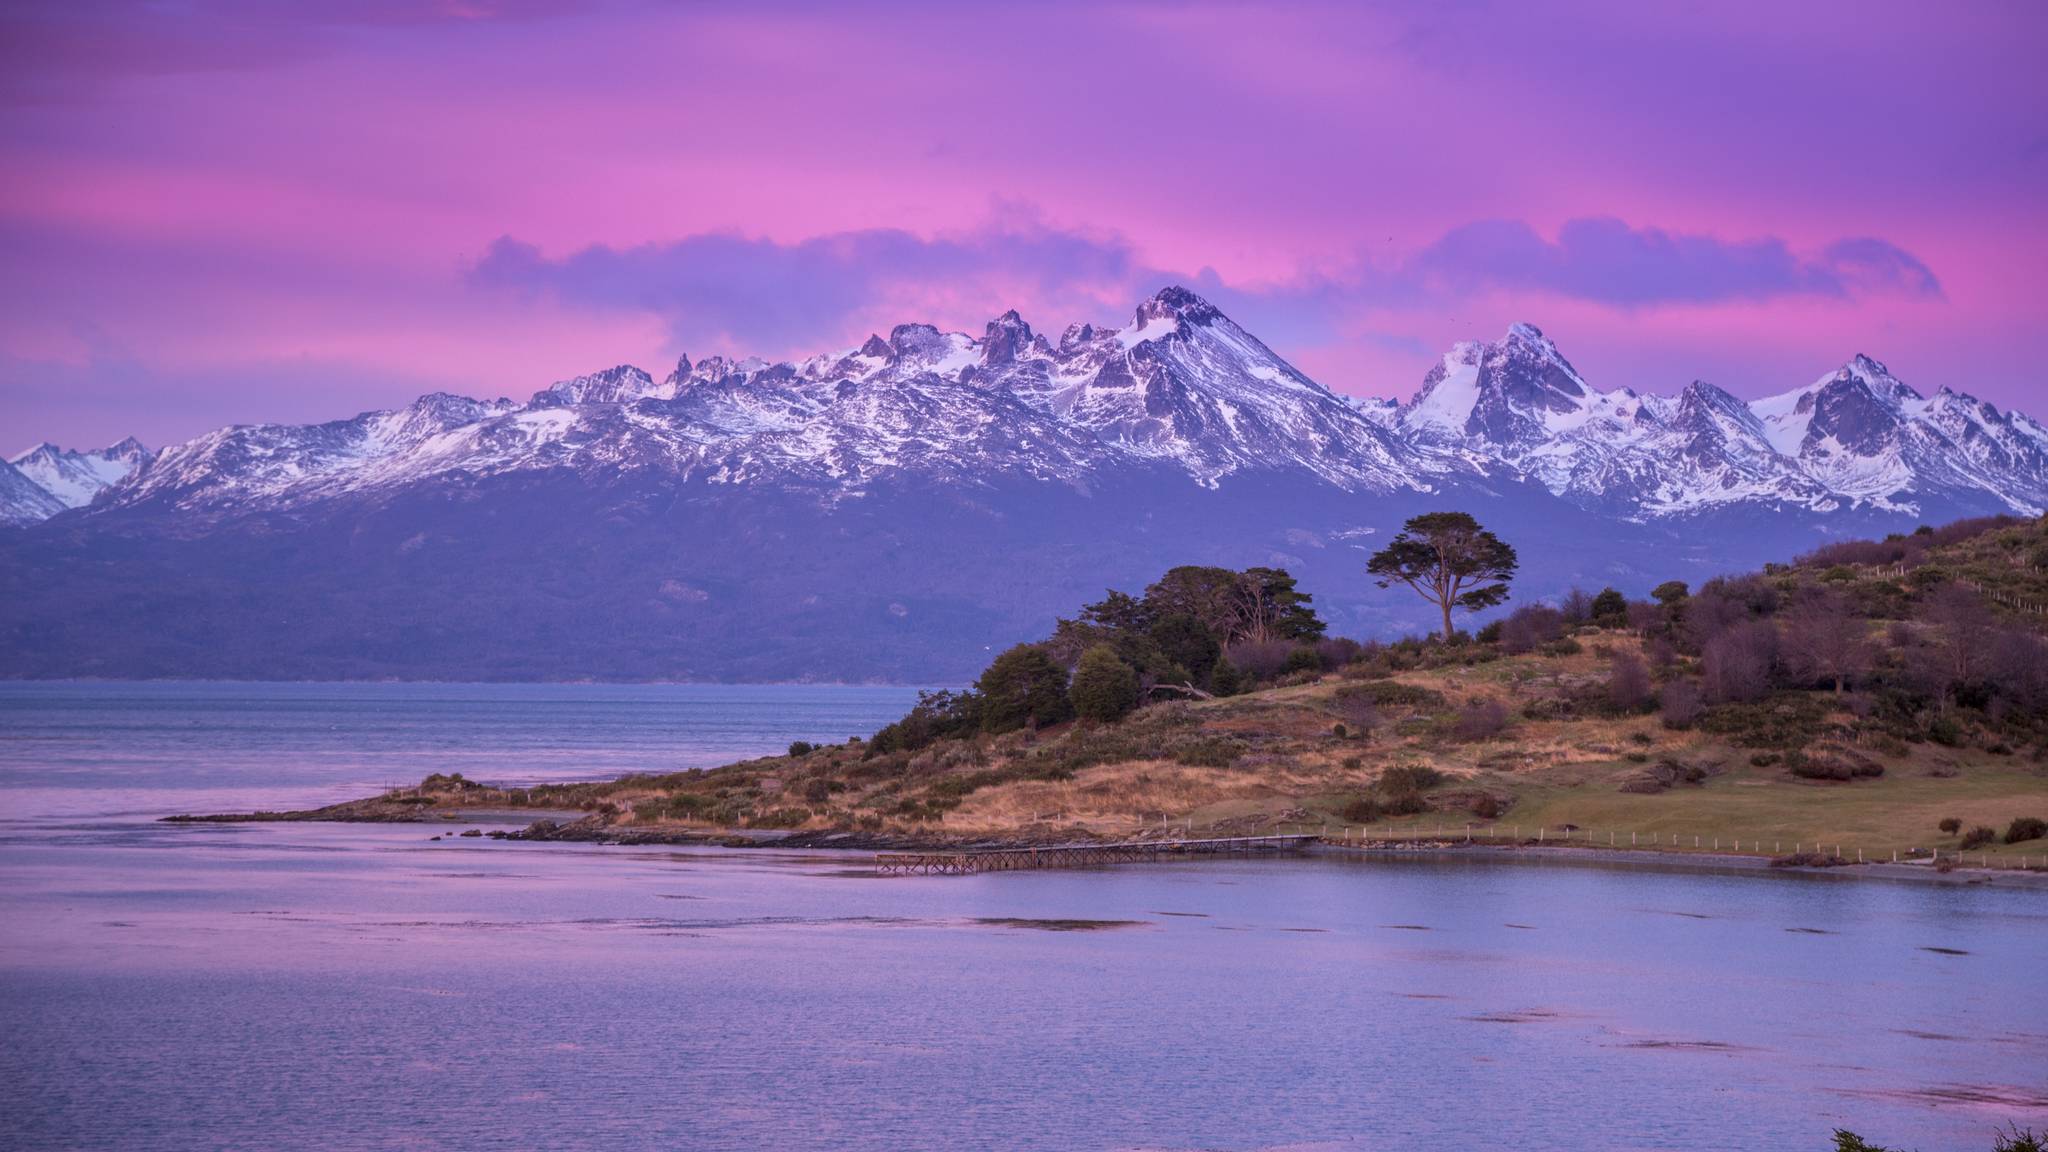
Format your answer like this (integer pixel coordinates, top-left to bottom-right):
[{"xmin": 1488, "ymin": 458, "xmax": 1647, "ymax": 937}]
[{"xmin": 875, "ymin": 834, "xmax": 1319, "ymax": 876}]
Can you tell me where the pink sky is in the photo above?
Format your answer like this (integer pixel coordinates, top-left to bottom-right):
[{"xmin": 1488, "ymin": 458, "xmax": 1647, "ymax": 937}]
[{"xmin": 2, "ymin": 0, "xmax": 2045, "ymax": 449}]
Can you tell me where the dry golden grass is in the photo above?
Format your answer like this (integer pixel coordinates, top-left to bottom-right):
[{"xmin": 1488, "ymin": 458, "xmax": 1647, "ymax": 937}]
[
  {"xmin": 412, "ymin": 632, "xmax": 2048, "ymax": 854},
  {"xmin": 941, "ymin": 762, "xmax": 1285, "ymax": 835}
]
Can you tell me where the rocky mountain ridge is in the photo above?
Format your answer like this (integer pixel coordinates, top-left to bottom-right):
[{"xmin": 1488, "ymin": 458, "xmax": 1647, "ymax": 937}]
[{"xmin": 12, "ymin": 289, "xmax": 2042, "ymax": 528}]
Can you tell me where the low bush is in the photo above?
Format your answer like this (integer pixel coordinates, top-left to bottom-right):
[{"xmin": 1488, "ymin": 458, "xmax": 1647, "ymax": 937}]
[
  {"xmin": 1448, "ymin": 699, "xmax": 1510, "ymax": 742},
  {"xmin": 1786, "ymin": 749, "xmax": 1883, "ymax": 781},
  {"xmin": 1520, "ymin": 695, "xmax": 1575, "ymax": 721},
  {"xmin": 1660, "ymin": 758, "xmax": 1709, "ymax": 786},
  {"xmin": 1960, "ymin": 825, "xmax": 1997, "ymax": 850},
  {"xmin": 1327, "ymin": 689, "xmax": 1380, "ymax": 736},
  {"xmin": 1377, "ymin": 789, "xmax": 1429, "ymax": 816},
  {"xmin": 1378, "ymin": 764, "xmax": 1445, "ymax": 793},
  {"xmin": 1339, "ymin": 796, "xmax": 1381, "ymax": 823},
  {"xmin": 1938, "ymin": 816, "xmax": 1962, "ymax": 835},
  {"xmin": 2005, "ymin": 816, "xmax": 2047, "ymax": 845},
  {"xmin": 1926, "ymin": 712, "xmax": 1964, "ymax": 747},
  {"xmin": 1338, "ymin": 681, "xmax": 1448, "ymax": 710},
  {"xmin": 1171, "ymin": 737, "xmax": 1247, "ymax": 769},
  {"xmin": 1282, "ymin": 646, "xmax": 1324, "ymax": 677},
  {"xmin": 1698, "ymin": 695, "xmax": 1828, "ymax": 750}
]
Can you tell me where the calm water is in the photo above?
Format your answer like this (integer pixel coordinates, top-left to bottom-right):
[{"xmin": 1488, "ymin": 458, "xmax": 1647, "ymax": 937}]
[{"xmin": 2, "ymin": 684, "xmax": 2044, "ymax": 1151}]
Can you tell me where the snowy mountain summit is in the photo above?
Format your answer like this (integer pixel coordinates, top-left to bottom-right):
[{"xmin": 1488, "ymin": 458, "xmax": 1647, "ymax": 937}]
[
  {"xmin": 2, "ymin": 438, "xmax": 152, "ymax": 525},
  {"xmin": 1395, "ymin": 326, "xmax": 2048, "ymax": 518},
  {"xmin": 7, "ymin": 289, "xmax": 2046, "ymax": 527},
  {"xmin": 80, "ymin": 287, "xmax": 1441, "ymax": 518}
]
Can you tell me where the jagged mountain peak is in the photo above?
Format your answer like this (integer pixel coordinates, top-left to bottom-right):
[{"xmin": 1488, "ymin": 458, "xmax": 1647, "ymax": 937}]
[
  {"xmin": 1400, "ymin": 321, "xmax": 1592, "ymax": 444},
  {"xmin": 54, "ymin": 289, "xmax": 1443, "ymax": 521},
  {"xmin": 980, "ymin": 309, "xmax": 1038, "ymax": 366},
  {"xmin": 534, "ymin": 364, "xmax": 663, "ymax": 407},
  {"xmin": 13, "ymin": 297, "xmax": 2047, "ymax": 530},
  {"xmin": 1392, "ymin": 325, "xmax": 2047, "ymax": 518},
  {"xmin": 6, "ymin": 435, "xmax": 156, "ymax": 512},
  {"xmin": 1134, "ymin": 284, "xmax": 1222, "ymax": 327}
]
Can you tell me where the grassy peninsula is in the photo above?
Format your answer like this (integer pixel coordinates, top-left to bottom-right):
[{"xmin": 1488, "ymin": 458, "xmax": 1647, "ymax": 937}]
[{"xmin": 185, "ymin": 514, "xmax": 2048, "ymax": 868}]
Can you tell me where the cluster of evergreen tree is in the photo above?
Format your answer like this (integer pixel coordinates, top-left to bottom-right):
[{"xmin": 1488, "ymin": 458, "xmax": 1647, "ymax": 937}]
[{"xmin": 864, "ymin": 565, "xmax": 1327, "ymax": 756}]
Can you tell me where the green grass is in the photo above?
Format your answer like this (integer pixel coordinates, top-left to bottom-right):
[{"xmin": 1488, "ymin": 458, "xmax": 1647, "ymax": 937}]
[{"xmin": 1365, "ymin": 761, "xmax": 2048, "ymax": 861}]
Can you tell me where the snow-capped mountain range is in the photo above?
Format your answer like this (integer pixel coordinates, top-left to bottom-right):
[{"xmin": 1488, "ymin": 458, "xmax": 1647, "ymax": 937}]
[
  {"xmin": 1381, "ymin": 323, "xmax": 2048, "ymax": 518},
  {"xmin": 7, "ymin": 286, "xmax": 2044, "ymax": 527},
  {"xmin": 7, "ymin": 286, "xmax": 2044, "ymax": 681},
  {"xmin": 2, "ymin": 438, "xmax": 153, "ymax": 526}
]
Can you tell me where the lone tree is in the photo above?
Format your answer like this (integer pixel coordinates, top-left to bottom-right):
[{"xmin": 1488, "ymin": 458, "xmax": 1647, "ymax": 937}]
[{"xmin": 1368, "ymin": 512, "xmax": 1518, "ymax": 642}]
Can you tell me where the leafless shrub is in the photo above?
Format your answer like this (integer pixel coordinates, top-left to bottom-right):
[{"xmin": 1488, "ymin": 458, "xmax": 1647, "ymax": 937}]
[
  {"xmin": 1917, "ymin": 583, "xmax": 1994, "ymax": 693},
  {"xmin": 1989, "ymin": 631, "xmax": 2048, "ymax": 714},
  {"xmin": 1607, "ymin": 651, "xmax": 1653, "ymax": 713},
  {"xmin": 1701, "ymin": 620, "xmax": 1778, "ymax": 704},
  {"xmin": 1780, "ymin": 588, "xmax": 1873, "ymax": 694},
  {"xmin": 1625, "ymin": 600, "xmax": 1662, "ymax": 633},
  {"xmin": 1223, "ymin": 639, "xmax": 1294, "ymax": 683},
  {"xmin": 1659, "ymin": 678, "xmax": 1705, "ymax": 729},
  {"xmin": 1560, "ymin": 587, "xmax": 1593, "ymax": 625},
  {"xmin": 1645, "ymin": 635, "xmax": 1678, "ymax": 670},
  {"xmin": 1315, "ymin": 637, "xmax": 1365, "ymax": 670},
  {"xmin": 1498, "ymin": 604, "xmax": 1565, "ymax": 654},
  {"xmin": 1450, "ymin": 699, "xmax": 1510, "ymax": 742},
  {"xmin": 1686, "ymin": 574, "xmax": 1779, "ymax": 651}
]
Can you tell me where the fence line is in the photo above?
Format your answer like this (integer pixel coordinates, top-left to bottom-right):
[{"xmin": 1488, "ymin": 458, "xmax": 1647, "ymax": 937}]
[{"xmin": 1273, "ymin": 819, "xmax": 2043, "ymax": 873}]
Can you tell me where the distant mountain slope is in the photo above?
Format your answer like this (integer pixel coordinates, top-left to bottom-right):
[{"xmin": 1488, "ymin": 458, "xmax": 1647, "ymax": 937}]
[
  {"xmin": 1395, "ymin": 325, "xmax": 2048, "ymax": 518},
  {"xmin": 0, "ymin": 460, "xmax": 64, "ymax": 527},
  {"xmin": 3, "ymin": 287, "xmax": 2043, "ymax": 681}
]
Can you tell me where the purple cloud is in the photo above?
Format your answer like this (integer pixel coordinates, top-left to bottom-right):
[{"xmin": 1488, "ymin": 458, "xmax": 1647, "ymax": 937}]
[
  {"xmin": 469, "ymin": 220, "xmax": 1155, "ymax": 350},
  {"xmin": 1407, "ymin": 217, "xmax": 1942, "ymax": 305},
  {"xmin": 471, "ymin": 215, "xmax": 1945, "ymax": 358}
]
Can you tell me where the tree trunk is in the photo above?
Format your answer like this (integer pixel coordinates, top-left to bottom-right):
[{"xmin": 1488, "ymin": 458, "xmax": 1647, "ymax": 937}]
[{"xmin": 1441, "ymin": 601, "xmax": 1455, "ymax": 643}]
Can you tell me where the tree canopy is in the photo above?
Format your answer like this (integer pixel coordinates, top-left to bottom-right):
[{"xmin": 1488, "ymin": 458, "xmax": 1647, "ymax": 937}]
[
  {"xmin": 1048, "ymin": 564, "xmax": 1325, "ymax": 696},
  {"xmin": 974, "ymin": 644, "xmax": 1074, "ymax": 734},
  {"xmin": 1141, "ymin": 566, "xmax": 1325, "ymax": 646},
  {"xmin": 1070, "ymin": 645, "xmax": 1140, "ymax": 722},
  {"xmin": 1366, "ymin": 511, "xmax": 1518, "ymax": 642}
]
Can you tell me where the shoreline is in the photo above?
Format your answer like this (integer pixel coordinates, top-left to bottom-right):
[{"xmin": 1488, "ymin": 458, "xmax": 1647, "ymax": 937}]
[{"xmin": 161, "ymin": 805, "xmax": 2048, "ymax": 888}]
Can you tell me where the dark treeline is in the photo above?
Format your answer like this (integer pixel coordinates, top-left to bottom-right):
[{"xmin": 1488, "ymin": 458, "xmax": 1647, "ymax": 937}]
[
  {"xmin": 865, "ymin": 514, "xmax": 2048, "ymax": 768},
  {"xmin": 867, "ymin": 565, "xmax": 1357, "ymax": 756},
  {"xmin": 1475, "ymin": 514, "xmax": 2048, "ymax": 764}
]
